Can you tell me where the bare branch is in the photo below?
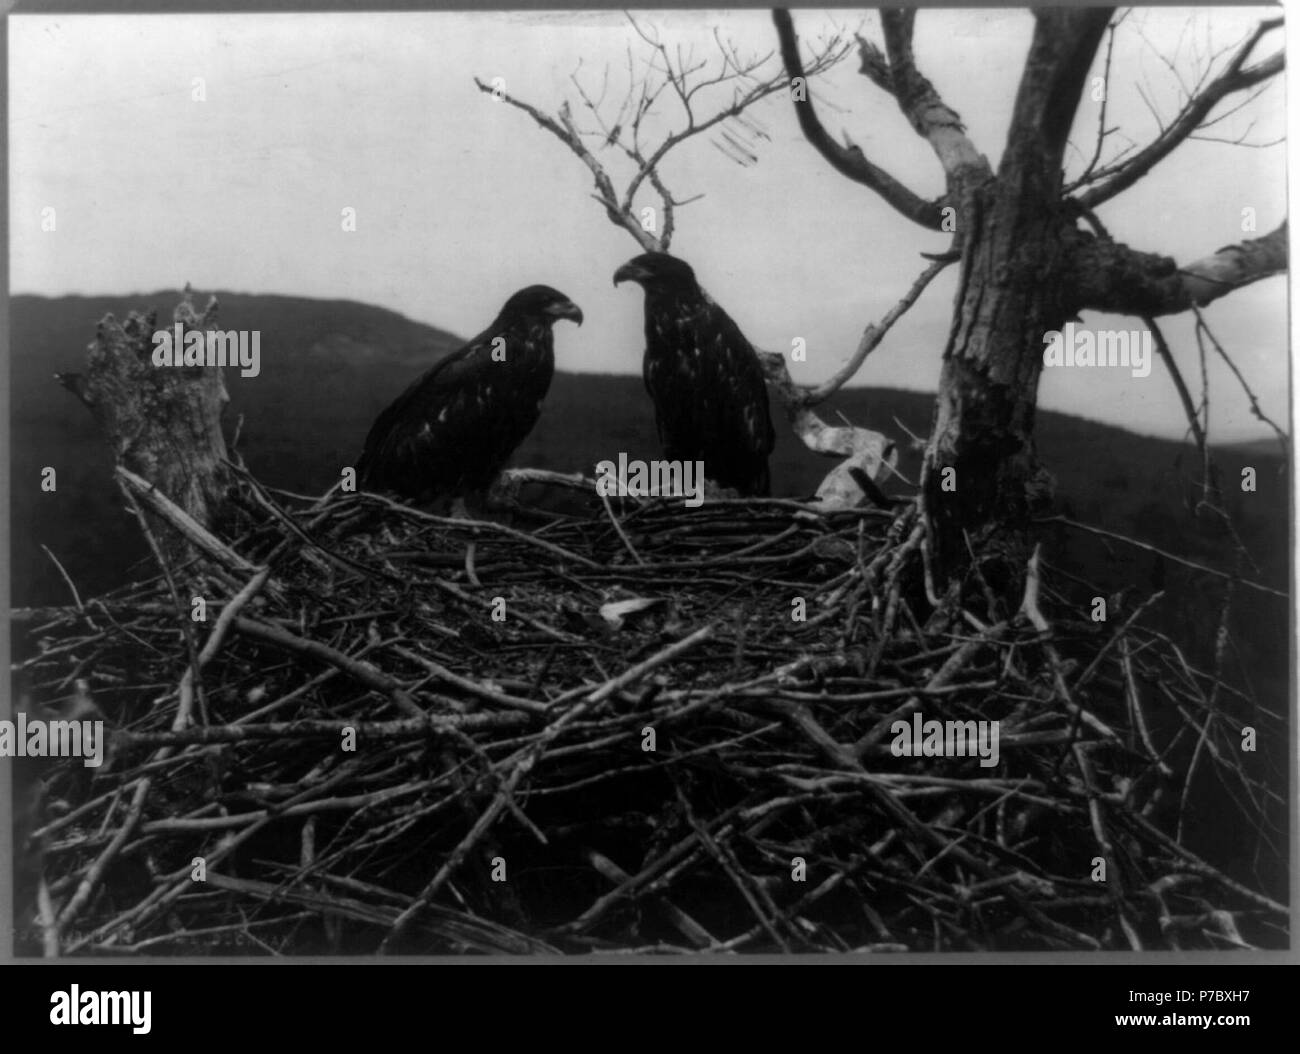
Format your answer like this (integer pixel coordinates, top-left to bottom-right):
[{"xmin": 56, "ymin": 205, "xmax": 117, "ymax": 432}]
[
  {"xmin": 624, "ymin": 14, "xmax": 844, "ymax": 209},
  {"xmin": 481, "ymin": 16, "xmax": 847, "ymax": 253},
  {"xmin": 1075, "ymin": 18, "xmax": 1284, "ymax": 208},
  {"xmin": 805, "ymin": 254, "xmax": 955, "ymax": 404},
  {"xmin": 1191, "ymin": 306, "xmax": 1290, "ymax": 456},
  {"xmin": 1143, "ymin": 314, "xmax": 1208, "ymax": 457},
  {"xmin": 773, "ymin": 8, "xmax": 944, "ymax": 229},
  {"xmin": 1077, "ymin": 12, "xmax": 1129, "ymax": 187},
  {"xmin": 871, "ymin": 9, "xmax": 992, "ymax": 188},
  {"xmin": 1068, "ymin": 220, "xmax": 1287, "ymax": 316},
  {"xmin": 473, "ymin": 78, "xmax": 659, "ymax": 251}
]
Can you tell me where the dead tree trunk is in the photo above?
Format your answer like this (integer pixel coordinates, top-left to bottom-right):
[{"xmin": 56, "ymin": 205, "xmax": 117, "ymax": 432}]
[
  {"xmin": 59, "ymin": 286, "xmax": 234, "ymax": 566},
  {"xmin": 923, "ymin": 11, "xmax": 1110, "ymax": 574}
]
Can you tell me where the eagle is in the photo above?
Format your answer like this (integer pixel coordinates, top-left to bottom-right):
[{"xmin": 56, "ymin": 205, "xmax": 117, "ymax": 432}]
[
  {"xmin": 613, "ymin": 252, "xmax": 776, "ymax": 497},
  {"xmin": 357, "ymin": 285, "xmax": 583, "ymax": 505}
]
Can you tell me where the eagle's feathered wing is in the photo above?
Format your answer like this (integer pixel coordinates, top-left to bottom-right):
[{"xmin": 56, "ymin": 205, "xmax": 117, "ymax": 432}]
[
  {"xmin": 643, "ymin": 295, "xmax": 776, "ymax": 497},
  {"xmin": 357, "ymin": 322, "xmax": 554, "ymax": 501}
]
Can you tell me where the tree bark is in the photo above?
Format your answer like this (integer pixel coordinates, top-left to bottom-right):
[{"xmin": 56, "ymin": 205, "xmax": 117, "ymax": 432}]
[
  {"xmin": 59, "ymin": 286, "xmax": 234, "ymax": 564},
  {"xmin": 1068, "ymin": 221, "xmax": 1288, "ymax": 316},
  {"xmin": 923, "ymin": 10, "xmax": 1112, "ymax": 577}
]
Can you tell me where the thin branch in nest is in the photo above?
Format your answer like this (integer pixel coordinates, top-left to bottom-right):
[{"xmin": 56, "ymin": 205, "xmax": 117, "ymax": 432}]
[{"xmin": 599, "ymin": 487, "xmax": 646, "ymax": 566}]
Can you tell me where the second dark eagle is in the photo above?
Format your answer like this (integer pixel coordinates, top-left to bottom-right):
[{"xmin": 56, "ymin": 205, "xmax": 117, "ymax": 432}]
[
  {"xmin": 357, "ymin": 285, "xmax": 583, "ymax": 506},
  {"xmin": 614, "ymin": 252, "xmax": 776, "ymax": 496}
]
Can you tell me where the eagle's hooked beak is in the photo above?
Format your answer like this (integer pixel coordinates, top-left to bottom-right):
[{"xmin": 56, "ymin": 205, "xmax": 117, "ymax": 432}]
[
  {"xmin": 612, "ymin": 261, "xmax": 651, "ymax": 288},
  {"xmin": 547, "ymin": 299, "xmax": 584, "ymax": 326}
]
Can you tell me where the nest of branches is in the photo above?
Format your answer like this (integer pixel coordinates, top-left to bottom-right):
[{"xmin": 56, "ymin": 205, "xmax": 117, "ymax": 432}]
[{"xmin": 13, "ymin": 467, "xmax": 1287, "ymax": 955}]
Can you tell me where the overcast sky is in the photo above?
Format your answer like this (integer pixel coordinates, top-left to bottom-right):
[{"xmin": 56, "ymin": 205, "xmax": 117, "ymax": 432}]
[{"xmin": 9, "ymin": 7, "xmax": 1288, "ymax": 442}]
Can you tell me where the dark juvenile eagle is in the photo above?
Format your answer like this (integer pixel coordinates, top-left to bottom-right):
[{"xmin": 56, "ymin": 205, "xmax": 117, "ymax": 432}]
[
  {"xmin": 613, "ymin": 252, "xmax": 776, "ymax": 497},
  {"xmin": 357, "ymin": 285, "xmax": 583, "ymax": 503}
]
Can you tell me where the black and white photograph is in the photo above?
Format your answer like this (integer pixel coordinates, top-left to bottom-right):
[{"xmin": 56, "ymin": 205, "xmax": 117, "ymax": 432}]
[{"xmin": 3, "ymin": 0, "xmax": 1292, "ymax": 979}]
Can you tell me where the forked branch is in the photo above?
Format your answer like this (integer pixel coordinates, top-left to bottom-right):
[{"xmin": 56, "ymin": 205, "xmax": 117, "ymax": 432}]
[
  {"xmin": 477, "ymin": 12, "xmax": 849, "ymax": 252},
  {"xmin": 1073, "ymin": 16, "xmax": 1284, "ymax": 208},
  {"xmin": 773, "ymin": 8, "xmax": 945, "ymax": 228}
]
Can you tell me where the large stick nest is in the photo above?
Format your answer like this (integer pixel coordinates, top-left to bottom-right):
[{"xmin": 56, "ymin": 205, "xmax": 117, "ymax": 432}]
[{"xmin": 13, "ymin": 471, "xmax": 1287, "ymax": 955}]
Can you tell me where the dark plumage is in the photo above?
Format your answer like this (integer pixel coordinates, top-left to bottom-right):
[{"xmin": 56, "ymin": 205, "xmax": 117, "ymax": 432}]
[
  {"xmin": 357, "ymin": 285, "xmax": 582, "ymax": 502},
  {"xmin": 614, "ymin": 252, "xmax": 776, "ymax": 496}
]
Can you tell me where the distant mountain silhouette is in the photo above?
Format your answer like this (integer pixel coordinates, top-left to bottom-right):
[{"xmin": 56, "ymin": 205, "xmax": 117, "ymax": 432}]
[{"xmin": 10, "ymin": 291, "xmax": 1288, "ymax": 611}]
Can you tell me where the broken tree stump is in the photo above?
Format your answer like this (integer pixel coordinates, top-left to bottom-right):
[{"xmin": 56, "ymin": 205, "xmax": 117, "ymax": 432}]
[{"xmin": 58, "ymin": 286, "xmax": 236, "ymax": 567}]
